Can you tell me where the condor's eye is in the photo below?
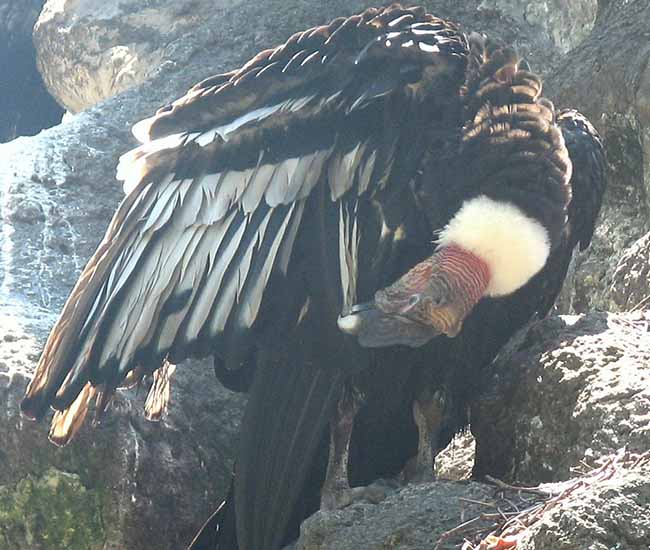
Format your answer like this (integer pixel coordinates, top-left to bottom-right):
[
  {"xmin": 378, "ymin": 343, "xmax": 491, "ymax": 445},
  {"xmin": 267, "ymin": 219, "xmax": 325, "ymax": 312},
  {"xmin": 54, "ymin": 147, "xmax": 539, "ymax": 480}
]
[
  {"xmin": 426, "ymin": 287, "xmax": 447, "ymax": 307},
  {"xmin": 408, "ymin": 294, "xmax": 421, "ymax": 307}
]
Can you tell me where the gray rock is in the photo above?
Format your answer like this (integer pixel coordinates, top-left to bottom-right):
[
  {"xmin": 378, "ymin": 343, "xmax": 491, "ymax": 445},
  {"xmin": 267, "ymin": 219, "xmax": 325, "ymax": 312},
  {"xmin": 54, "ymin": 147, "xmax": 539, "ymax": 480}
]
[
  {"xmin": 0, "ymin": 357, "xmax": 244, "ymax": 550},
  {"xmin": 0, "ymin": 78, "xmax": 246, "ymax": 550},
  {"xmin": 286, "ymin": 455, "xmax": 650, "ymax": 550},
  {"xmin": 609, "ymin": 231, "xmax": 650, "ymax": 311},
  {"xmin": 479, "ymin": 0, "xmax": 598, "ymax": 53},
  {"xmin": 290, "ymin": 481, "xmax": 497, "ymax": 550},
  {"xmin": 545, "ymin": 0, "xmax": 650, "ymax": 314},
  {"xmin": 472, "ymin": 312, "xmax": 650, "ymax": 484},
  {"xmin": 518, "ymin": 456, "xmax": 650, "ymax": 550}
]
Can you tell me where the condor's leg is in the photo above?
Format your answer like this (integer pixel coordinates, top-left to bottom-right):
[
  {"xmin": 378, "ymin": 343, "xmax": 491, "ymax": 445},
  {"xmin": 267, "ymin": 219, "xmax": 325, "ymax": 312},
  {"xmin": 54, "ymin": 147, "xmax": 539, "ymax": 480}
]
[
  {"xmin": 407, "ymin": 388, "xmax": 447, "ymax": 483},
  {"xmin": 320, "ymin": 383, "xmax": 362, "ymax": 510}
]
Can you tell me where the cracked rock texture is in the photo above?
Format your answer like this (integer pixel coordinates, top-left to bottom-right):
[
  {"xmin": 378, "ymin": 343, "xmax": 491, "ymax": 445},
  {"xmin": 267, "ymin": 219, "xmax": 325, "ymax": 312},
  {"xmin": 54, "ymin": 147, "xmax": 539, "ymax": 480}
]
[
  {"xmin": 518, "ymin": 459, "xmax": 650, "ymax": 550},
  {"xmin": 479, "ymin": 0, "xmax": 598, "ymax": 53},
  {"xmin": 288, "ymin": 481, "xmax": 498, "ymax": 550},
  {"xmin": 2, "ymin": 0, "xmax": 650, "ymax": 549},
  {"xmin": 472, "ymin": 312, "xmax": 650, "ymax": 484}
]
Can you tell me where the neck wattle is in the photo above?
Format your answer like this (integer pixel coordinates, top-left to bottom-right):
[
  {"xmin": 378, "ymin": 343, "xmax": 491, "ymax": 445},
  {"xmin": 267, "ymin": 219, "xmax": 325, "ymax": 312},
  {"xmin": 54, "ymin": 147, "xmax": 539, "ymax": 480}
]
[{"xmin": 434, "ymin": 244, "xmax": 491, "ymax": 310}]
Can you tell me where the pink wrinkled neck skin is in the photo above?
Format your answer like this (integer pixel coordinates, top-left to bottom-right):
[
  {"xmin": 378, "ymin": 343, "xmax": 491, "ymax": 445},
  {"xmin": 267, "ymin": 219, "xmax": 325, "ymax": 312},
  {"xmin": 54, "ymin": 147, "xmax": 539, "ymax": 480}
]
[{"xmin": 434, "ymin": 244, "xmax": 490, "ymax": 308}]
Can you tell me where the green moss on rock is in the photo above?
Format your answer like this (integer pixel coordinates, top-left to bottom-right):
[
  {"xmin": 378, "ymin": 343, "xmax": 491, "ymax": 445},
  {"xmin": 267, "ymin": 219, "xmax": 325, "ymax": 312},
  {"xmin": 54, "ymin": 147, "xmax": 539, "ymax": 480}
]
[{"xmin": 0, "ymin": 468, "xmax": 104, "ymax": 550}]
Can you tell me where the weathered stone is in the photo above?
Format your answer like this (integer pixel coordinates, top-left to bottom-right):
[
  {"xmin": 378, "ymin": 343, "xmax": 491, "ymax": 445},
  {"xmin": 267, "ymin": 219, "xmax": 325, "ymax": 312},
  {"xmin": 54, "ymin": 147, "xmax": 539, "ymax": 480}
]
[
  {"xmin": 434, "ymin": 431, "xmax": 475, "ymax": 481},
  {"xmin": 609, "ymin": 231, "xmax": 650, "ymax": 311},
  {"xmin": 479, "ymin": 0, "xmax": 598, "ymax": 53},
  {"xmin": 518, "ymin": 457, "xmax": 650, "ymax": 550},
  {"xmin": 289, "ymin": 480, "xmax": 497, "ymax": 550},
  {"xmin": 0, "ymin": 43, "xmax": 250, "ymax": 550},
  {"xmin": 544, "ymin": 1, "xmax": 650, "ymax": 314},
  {"xmin": 0, "ymin": 348, "xmax": 244, "ymax": 550},
  {"xmin": 472, "ymin": 312, "xmax": 650, "ymax": 484},
  {"xmin": 286, "ymin": 454, "xmax": 650, "ymax": 550}
]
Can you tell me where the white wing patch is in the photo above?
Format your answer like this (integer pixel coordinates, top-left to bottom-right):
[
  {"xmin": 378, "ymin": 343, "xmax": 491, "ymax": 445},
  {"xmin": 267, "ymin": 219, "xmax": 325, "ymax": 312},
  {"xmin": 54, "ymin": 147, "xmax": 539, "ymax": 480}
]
[
  {"xmin": 339, "ymin": 201, "xmax": 360, "ymax": 310},
  {"xmin": 78, "ymin": 76, "xmax": 386, "ymax": 390},
  {"xmin": 76, "ymin": 142, "xmax": 328, "ymax": 381}
]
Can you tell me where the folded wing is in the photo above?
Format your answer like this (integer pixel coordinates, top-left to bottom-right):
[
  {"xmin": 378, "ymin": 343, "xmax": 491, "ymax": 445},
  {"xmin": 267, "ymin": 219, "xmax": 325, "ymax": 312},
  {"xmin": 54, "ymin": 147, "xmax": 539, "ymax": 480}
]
[{"xmin": 21, "ymin": 5, "xmax": 470, "ymax": 446}]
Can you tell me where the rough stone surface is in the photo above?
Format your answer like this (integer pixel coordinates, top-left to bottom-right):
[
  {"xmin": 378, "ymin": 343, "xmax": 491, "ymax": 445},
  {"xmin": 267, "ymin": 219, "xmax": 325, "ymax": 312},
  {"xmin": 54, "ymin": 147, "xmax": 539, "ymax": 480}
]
[
  {"xmin": 288, "ymin": 481, "xmax": 498, "ymax": 550},
  {"xmin": 546, "ymin": 0, "xmax": 650, "ymax": 314},
  {"xmin": 285, "ymin": 457, "xmax": 650, "ymax": 550},
  {"xmin": 0, "ymin": 53, "xmax": 248, "ymax": 550},
  {"xmin": 472, "ymin": 312, "xmax": 650, "ymax": 484},
  {"xmin": 518, "ymin": 458, "xmax": 650, "ymax": 550},
  {"xmin": 34, "ymin": 0, "xmax": 205, "ymax": 113},
  {"xmin": 0, "ymin": 331, "xmax": 244, "ymax": 550},
  {"xmin": 0, "ymin": 0, "xmax": 63, "ymax": 142},
  {"xmin": 434, "ymin": 431, "xmax": 475, "ymax": 481},
  {"xmin": 609, "ymin": 230, "xmax": 650, "ymax": 311},
  {"xmin": 479, "ymin": 0, "xmax": 598, "ymax": 53}
]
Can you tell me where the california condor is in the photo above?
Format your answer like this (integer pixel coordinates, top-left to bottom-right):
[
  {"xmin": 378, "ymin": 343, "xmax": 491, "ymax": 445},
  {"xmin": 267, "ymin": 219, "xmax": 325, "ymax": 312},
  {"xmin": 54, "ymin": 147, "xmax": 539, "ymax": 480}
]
[{"xmin": 21, "ymin": 4, "xmax": 606, "ymax": 550}]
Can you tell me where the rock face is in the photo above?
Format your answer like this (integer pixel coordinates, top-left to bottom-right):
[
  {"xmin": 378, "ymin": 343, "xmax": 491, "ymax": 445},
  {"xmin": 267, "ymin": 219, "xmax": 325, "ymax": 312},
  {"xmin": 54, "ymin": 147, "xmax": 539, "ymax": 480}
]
[
  {"xmin": 0, "ymin": 0, "xmax": 63, "ymax": 142},
  {"xmin": 518, "ymin": 456, "xmax": 650, "ymax": 550},
  {"xmin": 472, "ymin": 312, "xmax": 650, "ymax": 483},
  {"xmin": 546, "ymin": 0, "xmax": 650, "ymax": 314},
  {"xmin": 0, "ymin": 40, "xmax": 248, "ymax": 550},
  {"xmin": 290, "ymin": 481, "xmax": 498, "ymax": 550},
  {"xmin": 0, "ymin": 359, "xmax": 244, "ymax": 550},
  {"xmin": 479, "ymin": 0, "xmax": 598, "ymax": 53},
  {"xmin": 610, "ymin": 230, "xmax": 650, "ymax": 311},
  {"xmin": 2, "ymin": 0, "xmax": 649, "ymax": 549}
]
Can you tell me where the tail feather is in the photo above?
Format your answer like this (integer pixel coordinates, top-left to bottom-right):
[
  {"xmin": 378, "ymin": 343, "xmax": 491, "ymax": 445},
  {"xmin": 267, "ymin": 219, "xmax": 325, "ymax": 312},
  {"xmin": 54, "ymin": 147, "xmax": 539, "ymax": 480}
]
[{"xmin": 235, "ymin": 354, "xmax": 343, "ymax": 550}]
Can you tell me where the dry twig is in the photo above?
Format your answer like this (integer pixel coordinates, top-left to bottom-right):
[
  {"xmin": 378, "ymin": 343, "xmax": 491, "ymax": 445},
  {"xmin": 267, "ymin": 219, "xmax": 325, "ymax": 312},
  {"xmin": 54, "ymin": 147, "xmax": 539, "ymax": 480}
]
[{"xmin": 435, "ymin": 449, "xmax": 647, "ymax": 550}]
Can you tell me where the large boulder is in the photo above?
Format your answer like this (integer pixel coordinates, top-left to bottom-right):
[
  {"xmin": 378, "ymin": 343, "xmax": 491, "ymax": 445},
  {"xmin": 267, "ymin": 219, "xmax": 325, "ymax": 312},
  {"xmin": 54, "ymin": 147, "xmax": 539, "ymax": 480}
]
[
  {"xmin": 547, "ymin": 0, "xmax": 650, "ymax": 314},
  {"xmin": 472, "ymin": 312, "xmax": 650, "ymax": 483},
  {"xmin": 478, "ymin": 0, "xmax": 598, "ymax": 53}
]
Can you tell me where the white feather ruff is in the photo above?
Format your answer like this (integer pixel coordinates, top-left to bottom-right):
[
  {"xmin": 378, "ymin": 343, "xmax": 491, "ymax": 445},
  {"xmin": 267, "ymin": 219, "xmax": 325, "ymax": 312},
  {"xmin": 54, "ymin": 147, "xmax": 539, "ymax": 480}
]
[{"xmin": 437, "ymin": 195, "xmax": 551, "ymax": 296}]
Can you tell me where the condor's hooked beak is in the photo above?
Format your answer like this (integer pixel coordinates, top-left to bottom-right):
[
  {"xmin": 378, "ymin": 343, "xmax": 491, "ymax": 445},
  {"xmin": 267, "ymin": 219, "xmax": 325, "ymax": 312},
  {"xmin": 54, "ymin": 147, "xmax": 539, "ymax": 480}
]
[
  {"xmin": 338, "ymin": 245, "xmax": 490, "ymax": 348},
  {"xmin": 337, "ymin": 301, "xmax": 440, "ymax": 348}
]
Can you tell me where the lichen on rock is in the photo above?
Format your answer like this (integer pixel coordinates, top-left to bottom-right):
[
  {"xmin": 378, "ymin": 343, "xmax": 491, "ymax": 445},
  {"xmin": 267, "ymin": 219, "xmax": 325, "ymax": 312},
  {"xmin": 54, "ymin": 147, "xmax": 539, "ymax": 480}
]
[{"xmin": 0, "ymin": 468, "xmax": 105, "ymax": 550}]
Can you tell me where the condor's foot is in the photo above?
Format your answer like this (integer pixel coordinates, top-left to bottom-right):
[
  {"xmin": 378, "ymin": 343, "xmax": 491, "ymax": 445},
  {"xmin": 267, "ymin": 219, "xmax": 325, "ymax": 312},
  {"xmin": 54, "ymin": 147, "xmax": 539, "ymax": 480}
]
[{"xmin": 320, "ymin": 479, "xmax": 397, "ymax": 510}]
